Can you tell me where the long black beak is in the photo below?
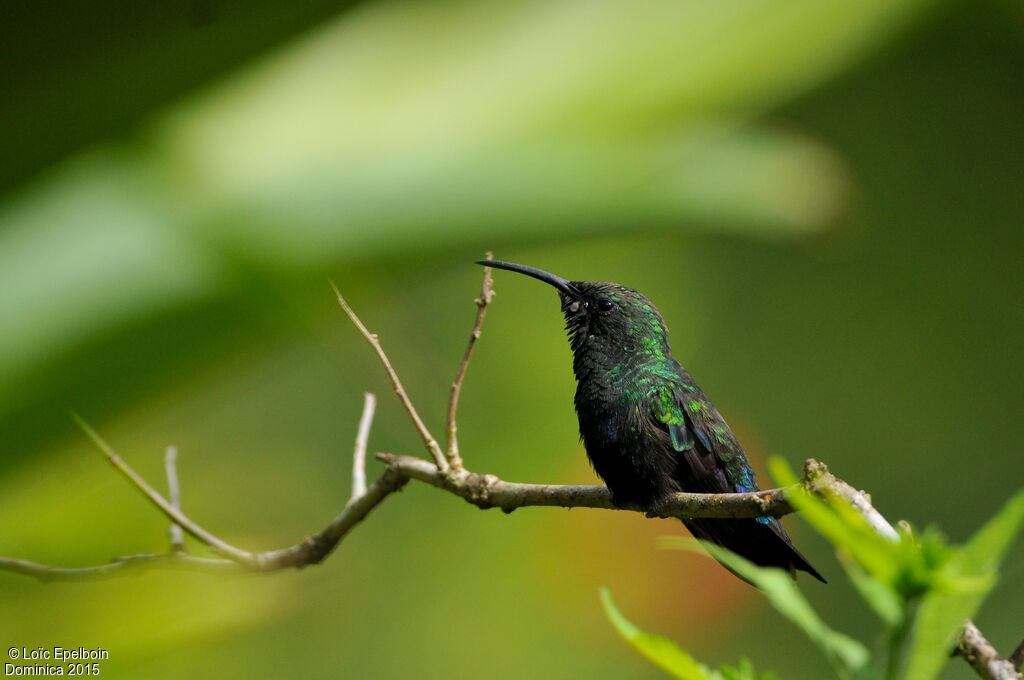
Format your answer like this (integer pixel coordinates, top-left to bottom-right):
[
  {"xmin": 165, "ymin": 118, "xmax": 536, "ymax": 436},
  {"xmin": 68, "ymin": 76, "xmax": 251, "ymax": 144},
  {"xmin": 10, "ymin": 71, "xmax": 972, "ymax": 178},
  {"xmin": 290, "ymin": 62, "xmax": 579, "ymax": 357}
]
[{"xmin": 477, "ymin": 260, "xmax": 579, "ymax": 297}]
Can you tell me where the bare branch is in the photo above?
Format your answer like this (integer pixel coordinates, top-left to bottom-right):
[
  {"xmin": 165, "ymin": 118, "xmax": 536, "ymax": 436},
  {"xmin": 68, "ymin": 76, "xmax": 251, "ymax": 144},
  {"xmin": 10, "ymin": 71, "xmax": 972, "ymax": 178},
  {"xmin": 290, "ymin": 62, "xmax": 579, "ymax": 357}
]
[
  {"xmin": 165, "ymin": 445, "xmax": 185, "ymax": 552},
  {"xmin": 0, "ymin": 461, "xmax": 406, "ymax": 580},
  {"xmin": 253, "ymin": 467, "xmax": 407, "ymax": 570},
  {"xmin": 446, "ymin": 253, "xmax": 496, "ymax": 468},
  {"xmin": 68, "ymin": 410, "xmax": 405, "ymax": 574},
  {"xmin": 802, "ymin": 458, "xmax": 900, "ymax": 541},
  {"xmin": 71, "ymin": 413, "xmax": 257, "ymax": 566},
  {"xmin": 350, "ymin": 393, "xmax": 376, "ymax": 501},
  {"xmin": 329, "ymin": 281, "xmax": 448, "ymax": 472},
  {"xmin": 0, "ymin": 554, "xmax": 239, "ymax": 581},
  {"xmin": 375, "ymin": 452, "xmax": 794, "ymax": 518},
  {"xmin": 956, "ymin": 620, "xmax": 1023, "ymax": 680}
]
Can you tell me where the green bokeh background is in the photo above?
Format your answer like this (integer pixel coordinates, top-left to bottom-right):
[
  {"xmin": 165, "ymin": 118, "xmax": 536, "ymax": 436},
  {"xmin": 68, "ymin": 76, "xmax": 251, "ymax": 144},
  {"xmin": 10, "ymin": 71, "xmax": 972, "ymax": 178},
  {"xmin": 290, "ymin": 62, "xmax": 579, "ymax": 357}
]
[{"xmin": 1, "ymin": 1, "xmax": 1021, "ymax": 678}]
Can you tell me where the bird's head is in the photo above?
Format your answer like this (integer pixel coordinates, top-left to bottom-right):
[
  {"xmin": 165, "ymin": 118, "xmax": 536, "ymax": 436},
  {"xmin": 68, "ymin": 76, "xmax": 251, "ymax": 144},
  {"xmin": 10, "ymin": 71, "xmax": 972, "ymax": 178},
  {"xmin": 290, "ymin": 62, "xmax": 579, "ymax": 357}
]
[{"xmin": 478, "ymin": 260, "xmax": 671, "ymax": 361}]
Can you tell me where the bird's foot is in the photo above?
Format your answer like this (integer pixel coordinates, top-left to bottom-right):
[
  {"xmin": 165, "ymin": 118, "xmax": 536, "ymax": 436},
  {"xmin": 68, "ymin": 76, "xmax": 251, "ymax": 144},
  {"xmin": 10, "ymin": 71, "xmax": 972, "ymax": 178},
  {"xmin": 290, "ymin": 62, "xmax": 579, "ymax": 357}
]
[
  {"xmin": 608, "ymin": 492, "xmax": 628, "ymax": 510},
  {"xmin": 644, "ymin": 494, "xmax": 675, "ymax": 518}
]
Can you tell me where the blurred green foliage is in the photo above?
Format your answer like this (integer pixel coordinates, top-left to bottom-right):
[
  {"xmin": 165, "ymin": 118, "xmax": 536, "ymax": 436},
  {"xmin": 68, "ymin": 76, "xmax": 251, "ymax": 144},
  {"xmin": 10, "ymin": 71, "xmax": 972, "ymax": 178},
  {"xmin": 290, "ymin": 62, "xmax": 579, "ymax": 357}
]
[
  {"xmin": 607, "ymin": 470, "xmax": 1024, "ymax": 680},
  {"xmin": 1, "ymin": 0, "xmax": 1022, "ymax": 678},
  {"xmin": 602, "ymin": 588, "xmax": 778, "ymax": 680}
]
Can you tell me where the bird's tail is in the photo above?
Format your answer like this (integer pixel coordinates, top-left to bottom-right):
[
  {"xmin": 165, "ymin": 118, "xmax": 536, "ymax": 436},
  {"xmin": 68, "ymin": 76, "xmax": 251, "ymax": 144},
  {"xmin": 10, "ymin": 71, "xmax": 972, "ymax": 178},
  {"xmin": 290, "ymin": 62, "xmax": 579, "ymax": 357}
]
[{"xmin": 682, "ymin": 517, "xmax": 826, "ymax": 584}]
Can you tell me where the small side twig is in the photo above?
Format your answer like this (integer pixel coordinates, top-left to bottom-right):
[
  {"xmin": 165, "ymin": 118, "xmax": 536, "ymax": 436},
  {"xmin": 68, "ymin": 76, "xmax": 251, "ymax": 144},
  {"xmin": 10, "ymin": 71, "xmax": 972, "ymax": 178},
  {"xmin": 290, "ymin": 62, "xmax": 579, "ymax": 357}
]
[
  {"xmin": 446, "ymin": 252, "xmax": 496, "ymax": 468},
  {"xmin": 1010, "ymin": 638, "xmax": 1024, "ymax": 673},
  {"xmin": 71, "ymin": 413, "xmax": 256, "ymax": 566},
  {"xmin": 0, "ymin": 553, "xmax": 240, "ymax": 580},
  {"xmin": 956, "ymin": 620, "xmax": 1023, "ymax": 680},
  {"xmin": 329, "ymin": 280, "xmax": 448, "ymax": 472},
  {"xmin": 165, "ymin": 445, "xmax": 185, "ymax": 552},
  {"xmin": 6, "ymin": 416, "xmax": 409, "ymax": 580},
  {"xmin": 350, "ymin": 392, "xmax": 376, "ymax": 501}
]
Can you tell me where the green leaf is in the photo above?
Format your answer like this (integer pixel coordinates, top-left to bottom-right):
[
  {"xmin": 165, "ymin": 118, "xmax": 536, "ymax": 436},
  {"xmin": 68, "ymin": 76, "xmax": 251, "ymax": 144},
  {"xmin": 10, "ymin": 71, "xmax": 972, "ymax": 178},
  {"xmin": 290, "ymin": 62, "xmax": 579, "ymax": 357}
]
[
  {"xmin": 767, "ymin": 458, "xmax": 936, "ymax": 598},
  {"xmin": 836, "ymin": 552, "xmax": 904, "ymax": 628},
  {"xmin": 662, "ymin": 538, "xmax": 873, "ymax": 679},
  {"xmin": 1, "ymin": 0, "xmax": 352, "ymax": 191},
  {"xmin": 599, "ymin": 588, "xmax": 713, "ymax": 680},
  {"xmin": 0, "ymin": 0, "xmax": 943, "ymax": 412},
  {"xmin": 903, "ymin": 487, "xmax": 1024, "ymax": 680},
  {"xmin": 719, "ymin": 657, "xmax": 779, "ymax": 680}
]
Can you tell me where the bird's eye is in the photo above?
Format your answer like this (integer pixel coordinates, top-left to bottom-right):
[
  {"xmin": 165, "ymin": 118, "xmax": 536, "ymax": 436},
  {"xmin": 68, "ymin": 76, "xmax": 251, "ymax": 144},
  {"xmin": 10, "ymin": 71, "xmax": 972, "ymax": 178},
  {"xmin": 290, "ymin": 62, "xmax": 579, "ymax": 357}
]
[{"xmin": 597, "ymin": 298, "xmax": 614, "ymax": 313}]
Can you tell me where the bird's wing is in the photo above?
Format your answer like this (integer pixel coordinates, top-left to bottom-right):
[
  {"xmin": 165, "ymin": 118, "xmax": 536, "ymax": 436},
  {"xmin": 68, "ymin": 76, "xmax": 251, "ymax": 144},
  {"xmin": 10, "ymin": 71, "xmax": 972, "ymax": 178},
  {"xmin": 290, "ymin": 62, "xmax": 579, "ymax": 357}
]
[
  {"xmin": 648, "ymin": 384, "xmax": 755, "ymax": 495},
  {"xmin": 647, "ymin": 382, "xmax": 825, "ymax": 581}
]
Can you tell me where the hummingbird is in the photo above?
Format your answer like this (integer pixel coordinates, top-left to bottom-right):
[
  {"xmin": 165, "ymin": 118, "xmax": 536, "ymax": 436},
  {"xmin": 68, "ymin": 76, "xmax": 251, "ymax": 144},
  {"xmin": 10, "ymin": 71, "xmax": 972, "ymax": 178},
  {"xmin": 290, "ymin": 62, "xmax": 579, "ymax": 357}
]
[{"xmin": 478, "ymin": 260, "xmax": 825, "ymax": 583}]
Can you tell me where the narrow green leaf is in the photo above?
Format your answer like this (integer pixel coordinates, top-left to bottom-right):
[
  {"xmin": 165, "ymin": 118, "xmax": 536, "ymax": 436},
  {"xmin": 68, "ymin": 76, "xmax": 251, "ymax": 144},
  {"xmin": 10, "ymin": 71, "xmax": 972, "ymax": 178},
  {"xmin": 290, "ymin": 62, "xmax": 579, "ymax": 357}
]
[
  {"xmin": 719, "ymin": 657, "xmax": 778, "ymax": 680},
  {"xmin": 662, "ymin": 538, "xmax": 873, "ymax": 679},
  {"xmin": 599, "ymin": 588, "xmax": 713, "ymax": 680},
  {"xmin": 903, "ymin": 487, "xmax": 1024, "ymax": 680},
  {"xmin": 768, "ymin": 458, "xmax": 912, "ymax": 593},
  {"xmin": 954, "ymin": 487, "xmax": 1024, "ymax": 575},
  {"xmin": 836, "ymin": 552, "xmax": 904, "ymax": 627}
]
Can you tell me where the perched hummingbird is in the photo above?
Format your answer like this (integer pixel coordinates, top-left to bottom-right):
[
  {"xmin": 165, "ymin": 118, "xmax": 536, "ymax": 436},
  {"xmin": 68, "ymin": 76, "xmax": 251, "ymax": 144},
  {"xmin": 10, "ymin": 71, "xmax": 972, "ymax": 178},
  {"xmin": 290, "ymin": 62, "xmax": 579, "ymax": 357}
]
[{"xmin": 479, "ymin": 260, "xmax": 825, "ymax": 583}]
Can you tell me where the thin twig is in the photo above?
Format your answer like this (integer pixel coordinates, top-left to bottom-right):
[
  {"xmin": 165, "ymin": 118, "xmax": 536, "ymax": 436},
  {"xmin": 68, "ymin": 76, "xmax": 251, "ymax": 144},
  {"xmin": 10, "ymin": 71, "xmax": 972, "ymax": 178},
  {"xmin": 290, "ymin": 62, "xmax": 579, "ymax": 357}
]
[
  {"xmin": 4, "ymin": 445, "xmax": 406, "ymax": 580},
  {"xmin": 329, "ymin": 281, "xmax": 449, "ymax": 472},
  {"xmin": 446, "ymin": 253, "xmax": 496, "ymax": 468},
  {"xmin": 165, "ymin": 445, "xmax": 185, "ymax": 552},
  {"xmin": 956, "ymin": 620, "xmax": 1023, "ymax": 680},
  {"xmin": 255, "ymin": 467, "xmax": 407, "ymax": 570},
  {"xmin": 350, "ymin": 393, "xmax": 376, "ymax": 501},
  {"xmin": 0, "ymin": 554, "xmax": 239, "ymax": 580},
  {"xmin": 71, "ymin": 413, "xmax": 258, "ymax": 567}
]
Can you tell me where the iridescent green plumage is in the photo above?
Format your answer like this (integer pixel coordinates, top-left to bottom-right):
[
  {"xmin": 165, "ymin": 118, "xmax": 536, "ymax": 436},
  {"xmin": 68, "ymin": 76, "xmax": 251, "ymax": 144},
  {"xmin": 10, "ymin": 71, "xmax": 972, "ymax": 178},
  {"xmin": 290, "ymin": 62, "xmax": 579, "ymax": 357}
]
[{"xmin": 480, "ymin": 260, "xmax": 825, "ymax": 584}]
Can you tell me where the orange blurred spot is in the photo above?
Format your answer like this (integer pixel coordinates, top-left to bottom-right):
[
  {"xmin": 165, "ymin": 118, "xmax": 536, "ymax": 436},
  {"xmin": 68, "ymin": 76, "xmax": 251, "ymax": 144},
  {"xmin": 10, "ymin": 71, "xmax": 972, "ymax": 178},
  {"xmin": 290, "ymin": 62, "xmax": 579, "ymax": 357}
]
[{"xmin": 531, "ymin": 450, "xmax": 754, "ymax": 638}]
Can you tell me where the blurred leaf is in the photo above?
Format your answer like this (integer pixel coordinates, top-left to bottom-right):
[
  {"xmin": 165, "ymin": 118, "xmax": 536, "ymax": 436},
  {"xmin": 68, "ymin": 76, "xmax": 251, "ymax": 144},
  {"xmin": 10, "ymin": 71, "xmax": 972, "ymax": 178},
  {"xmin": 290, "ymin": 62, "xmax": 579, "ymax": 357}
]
[
  {"xmin": 903, "ymin": 487, "xmax": 1024, "ymax": 680},
  {"xmin": 181, "ymin": 125, "xmax": 851, "ymax": 268},
  {"xmin": 0, "ymin": 0, "xmax": 941, "ymax": 413},
  {"xmin": 166, "ymin": 0, "xmax": 936, "ymax": 258},
  {"xmin": 0, "ymin": 0, "xmax": 362, "ymax": 193},
  {"xmin": 718, "ymin": 657, "xmax": 778, "ymax": 680},
  {"xmin": 767, "ymin": 458, "xmax": 942, "ymax": 598},
  {"xmin": 836, "ymin": 553, "xmax": 904, "ymax": 628},
  {"xmin": 600, "ymin": 587, "xmax": 713, "ymax": 680},
  {"xmin": 662, "ymin": 538, "xmax": 873, "ymax": 679},
  {"xmin": 0, "ymin": 155, "xmax": 226, "ymax": 406}
]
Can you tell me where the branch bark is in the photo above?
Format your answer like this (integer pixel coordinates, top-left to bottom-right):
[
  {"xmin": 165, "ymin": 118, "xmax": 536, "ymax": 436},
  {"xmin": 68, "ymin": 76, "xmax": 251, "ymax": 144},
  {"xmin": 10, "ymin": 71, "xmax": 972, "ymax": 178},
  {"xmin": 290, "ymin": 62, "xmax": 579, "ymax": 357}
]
[
  {"xmin": 956, "ymin": 621, "xmax": 1024, "ymax": 680},
  {"xmin": 375, "ymin": 452, "xmax": 795, "ymax": 519}
]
